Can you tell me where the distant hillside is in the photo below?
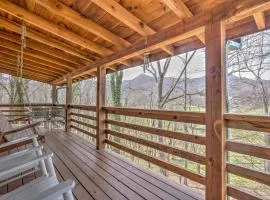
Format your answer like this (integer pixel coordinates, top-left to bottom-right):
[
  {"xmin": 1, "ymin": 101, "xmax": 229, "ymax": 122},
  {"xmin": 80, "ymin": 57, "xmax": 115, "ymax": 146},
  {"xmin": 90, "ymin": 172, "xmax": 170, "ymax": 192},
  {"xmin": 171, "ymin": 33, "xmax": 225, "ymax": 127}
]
[{"xmin": 108, "ymin": 73, "xmax": 270, "ymax": 111}]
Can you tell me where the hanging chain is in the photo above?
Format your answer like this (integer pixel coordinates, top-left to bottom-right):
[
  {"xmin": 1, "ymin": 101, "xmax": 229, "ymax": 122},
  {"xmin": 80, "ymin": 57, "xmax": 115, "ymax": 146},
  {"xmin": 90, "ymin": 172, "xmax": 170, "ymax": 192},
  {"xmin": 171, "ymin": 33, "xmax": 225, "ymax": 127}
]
[{"xmin": 19, "ymin": 21, "xmax": 26, "ymax": 79}]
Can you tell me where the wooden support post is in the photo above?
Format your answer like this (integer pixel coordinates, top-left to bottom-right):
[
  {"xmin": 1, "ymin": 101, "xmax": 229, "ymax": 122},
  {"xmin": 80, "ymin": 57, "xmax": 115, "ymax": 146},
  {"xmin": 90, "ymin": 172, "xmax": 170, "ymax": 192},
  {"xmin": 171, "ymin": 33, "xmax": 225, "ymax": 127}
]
[
  {"xmin": 96, "ymin": 66, "xmax": 106, "ymax": 150},
  {"xmin": 51, "ymin": 84, "xmax": 57, "ymax": 105},
  {"xmin": 205, "ymin": 20, "xmax": 226, "ymax": 200},
  {"xmin": 65, "ymin": 76, "xmax": 72, "ymax": 132}
]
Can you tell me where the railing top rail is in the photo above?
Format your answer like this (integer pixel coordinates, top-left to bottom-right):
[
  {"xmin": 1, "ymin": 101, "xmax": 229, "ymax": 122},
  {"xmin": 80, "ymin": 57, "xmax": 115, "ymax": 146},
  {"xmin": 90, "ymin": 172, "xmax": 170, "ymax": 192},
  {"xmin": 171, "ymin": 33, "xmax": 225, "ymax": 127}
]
[{"xmin": 104, "ymin": 107, "xmax": 206, "ymax": 124}]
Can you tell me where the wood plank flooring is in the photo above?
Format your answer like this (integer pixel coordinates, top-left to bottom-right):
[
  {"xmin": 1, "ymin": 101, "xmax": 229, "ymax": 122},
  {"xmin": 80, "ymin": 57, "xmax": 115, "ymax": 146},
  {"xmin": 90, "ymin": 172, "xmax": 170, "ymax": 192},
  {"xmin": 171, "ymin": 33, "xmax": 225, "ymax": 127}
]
[{"xmin": 44, "ymin": 131, "xmax": 203, "ymax": 200}]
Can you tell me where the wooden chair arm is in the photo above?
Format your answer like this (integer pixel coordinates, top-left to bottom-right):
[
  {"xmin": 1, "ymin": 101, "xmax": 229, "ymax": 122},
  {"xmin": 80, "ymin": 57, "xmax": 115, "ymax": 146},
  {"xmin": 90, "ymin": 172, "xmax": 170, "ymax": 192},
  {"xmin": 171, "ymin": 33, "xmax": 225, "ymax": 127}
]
[
  {"xmin": 0, "ymin": 135, "xmax": 38, "ymax": 150},
  {"xmin": 28, "ymin": 180, "xmax": 75, "ymax": 200},
  {"xmin": 2, "ymin": 121, "xmax": 42, "ymax": 136},
  {"xmin": 8, "ymin": 116, "xmax": 30, "ymax": 123}
]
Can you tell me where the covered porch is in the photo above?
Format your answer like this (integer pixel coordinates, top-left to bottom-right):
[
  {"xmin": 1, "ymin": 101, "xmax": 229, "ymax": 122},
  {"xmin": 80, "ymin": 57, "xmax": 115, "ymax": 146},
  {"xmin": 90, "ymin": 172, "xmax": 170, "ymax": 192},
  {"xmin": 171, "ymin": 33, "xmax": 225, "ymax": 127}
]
[{"xmin": 0, "ymin": 0, "xmax": 270, "ymax": 199}]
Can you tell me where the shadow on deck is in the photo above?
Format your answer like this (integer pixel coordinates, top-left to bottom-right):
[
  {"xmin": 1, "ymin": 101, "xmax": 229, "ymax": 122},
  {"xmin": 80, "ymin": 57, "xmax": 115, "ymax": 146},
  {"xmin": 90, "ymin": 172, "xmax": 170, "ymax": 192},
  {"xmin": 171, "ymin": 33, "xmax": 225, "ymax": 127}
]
[{"xmin": 44, "ymin": 131, "xmax": 203, "ymax": 200}]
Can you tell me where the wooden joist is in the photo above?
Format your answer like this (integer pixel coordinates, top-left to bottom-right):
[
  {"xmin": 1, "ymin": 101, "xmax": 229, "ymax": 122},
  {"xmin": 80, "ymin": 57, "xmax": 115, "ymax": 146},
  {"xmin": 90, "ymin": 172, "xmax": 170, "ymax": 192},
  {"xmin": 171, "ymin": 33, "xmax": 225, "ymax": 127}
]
[
  {"xmin": 160, "ymin": 0, "xmax": 205, "ymax": 44},
  {"xmin": 253, "ymin": 11, "xmax": 266, "ymax": 30},
  {"xmin": 0, "ymin": 54, "xmax": 64, "ymax": 76},
  {"xmin": 0, "ymin": 17, "xmax": 93, "ymax": 62},
  {"xmin": 0, "ymin": 30, "xmax": 87, "ymax": 66},
  {"xmin": 0, "ymin": 38, "xmax": 76, "ymax": 70},
  {"xmin": 90, "ymin": 0, "xmax": 174, "ymax": 55},
  {"xmin": 51, "ymin": 0, "xmax": 270, "ymax": 84},
  {"xmin": 0, "ymin": 48, "xmax": 69, "ymax": 74},
  {"xmin": 0, "ymin": 0, "xmax": 113, "ymax": 56},
  {"xmin": 33, "ymin": 0, "xmax": 130, "ymax": 50}
]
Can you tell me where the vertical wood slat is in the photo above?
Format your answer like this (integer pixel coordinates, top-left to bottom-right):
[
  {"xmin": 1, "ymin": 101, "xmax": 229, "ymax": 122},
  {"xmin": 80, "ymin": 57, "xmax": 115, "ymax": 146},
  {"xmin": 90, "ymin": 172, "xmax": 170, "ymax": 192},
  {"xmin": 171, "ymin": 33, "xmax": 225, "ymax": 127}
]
[
  {"xmin": 65, "ymin": 76, "xmax": 72, "ymax": 132},
  {"xmin": 96, "ymin": 66, "xmax": 106, "ymax": 150},
  {"xmin": 205, "ymin": 20, "xmax": 226, "ymax": 200}
]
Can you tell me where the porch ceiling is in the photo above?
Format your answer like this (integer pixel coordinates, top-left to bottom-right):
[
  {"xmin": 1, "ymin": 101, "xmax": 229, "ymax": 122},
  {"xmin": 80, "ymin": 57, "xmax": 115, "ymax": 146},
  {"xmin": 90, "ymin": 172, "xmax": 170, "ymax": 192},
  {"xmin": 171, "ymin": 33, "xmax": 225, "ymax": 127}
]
[{"xmin": 0, "ymin": 0, "xmax": 269, "ymax": 84}]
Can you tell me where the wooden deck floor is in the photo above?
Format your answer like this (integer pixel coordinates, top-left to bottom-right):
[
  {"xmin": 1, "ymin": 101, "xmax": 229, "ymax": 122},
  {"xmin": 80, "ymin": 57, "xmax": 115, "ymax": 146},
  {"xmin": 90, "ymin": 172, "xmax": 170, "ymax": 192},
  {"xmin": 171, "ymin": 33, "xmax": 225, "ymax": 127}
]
[{"xmin": 44, "ymin": 131, "xmax": 203, "ymax": 200}]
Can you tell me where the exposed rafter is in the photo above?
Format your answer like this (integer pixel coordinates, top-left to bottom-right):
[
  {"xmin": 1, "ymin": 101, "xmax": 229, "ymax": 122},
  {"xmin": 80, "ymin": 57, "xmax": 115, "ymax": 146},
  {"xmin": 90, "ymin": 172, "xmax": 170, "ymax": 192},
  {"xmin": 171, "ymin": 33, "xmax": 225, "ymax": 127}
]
[
  {"xmin": 253, "ymin": 11, "xmax": 266, "ymax": 30},
  {"xmin": 90, "ymin": 0, "xmax": 174, "ymax": 55},
  {"xmin": 51, "ymin": 0, "xmax": 270, "ymax": 84},
  {"xmin": 0, "ymin": 17, "xmax": 93, "ymax": 62},
  {"xmin": 0, "ymin": 0, "xmax": 113, "ymax": 56},
  {"xmin": 33, "ymin": 0, "xmax": 131, "ymax": 50},
  {"xmin": 160, "ymin": 0, "xmax": 205, "ymax": 44}
]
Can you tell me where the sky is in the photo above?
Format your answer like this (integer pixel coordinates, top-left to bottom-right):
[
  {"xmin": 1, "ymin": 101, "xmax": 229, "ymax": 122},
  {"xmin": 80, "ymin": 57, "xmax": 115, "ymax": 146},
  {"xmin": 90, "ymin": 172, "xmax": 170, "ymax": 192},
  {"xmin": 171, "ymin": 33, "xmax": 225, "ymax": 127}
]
[{"xmin": 122, "ymin": 49, "xmax": 206, "ymax": 81}]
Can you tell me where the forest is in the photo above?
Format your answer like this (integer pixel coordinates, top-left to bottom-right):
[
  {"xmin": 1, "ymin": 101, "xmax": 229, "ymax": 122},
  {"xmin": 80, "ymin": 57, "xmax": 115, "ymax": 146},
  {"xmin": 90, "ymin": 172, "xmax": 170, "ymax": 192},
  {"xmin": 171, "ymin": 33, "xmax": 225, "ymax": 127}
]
[{"xmin": 1, "ymin": 30, "xmax": 270, "ymax": 199}]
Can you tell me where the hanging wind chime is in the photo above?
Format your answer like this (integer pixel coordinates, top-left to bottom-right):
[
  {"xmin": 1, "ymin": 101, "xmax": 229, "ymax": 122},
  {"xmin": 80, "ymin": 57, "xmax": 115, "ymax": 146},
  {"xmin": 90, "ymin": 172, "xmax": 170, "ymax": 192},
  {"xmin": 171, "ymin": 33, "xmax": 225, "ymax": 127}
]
[{"xmin": 143, "ymin": 37, "xmax": 151, "ymax": 73}]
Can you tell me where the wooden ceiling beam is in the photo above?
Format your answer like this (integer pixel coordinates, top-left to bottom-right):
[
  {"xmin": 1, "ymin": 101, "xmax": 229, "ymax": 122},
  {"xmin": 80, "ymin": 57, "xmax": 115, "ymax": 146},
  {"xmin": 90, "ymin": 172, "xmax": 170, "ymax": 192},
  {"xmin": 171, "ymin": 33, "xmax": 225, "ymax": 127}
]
[
  {"xmin": 0, "ymin": 30, "xmax": 86, "ymax": 66},
  {"xmin": 0, "ymin": 38, "xmax": 77, "ymax": 70},
  {"xmin": 0, "ymin": 17, "xmax": 93, "ymax": 62},
  {"xmin": 0, "ymin": 0, "xmax": 113, "ymax": 56},
  {"xmin": 90, "ymin": 0, "xmax": 174, "ymax": 55},
  {"xmin": 0, "ymin": 53, "xmax": 64, "ymax": 76},
  {"xmin": 160, "ymin": 0, "xmax": 205, "ymax": 44},
  {"xmin": 51, "ymin": 0, "xmax": 270, "ymax": 84},
  {"xmin": 0, "ymin": 68, "xmax": 50, "ymax": 83},
  {"xmin": 0, "ymin": 46, "xmax": 70, "ymax": 73},
  {"xmin": 0, "ymin": 59, "xmax": 60, "ymax": 78},
  {"xmin": 33, "ymin": 0, "xmax": 130, "ymax": 50},
  {"xmin": 0, "ymin": 63, "xmax": 53, "ymax": 82},
  {"xmin": 253, "ymin": 11, "xmax": 266, "ymax": 30}
]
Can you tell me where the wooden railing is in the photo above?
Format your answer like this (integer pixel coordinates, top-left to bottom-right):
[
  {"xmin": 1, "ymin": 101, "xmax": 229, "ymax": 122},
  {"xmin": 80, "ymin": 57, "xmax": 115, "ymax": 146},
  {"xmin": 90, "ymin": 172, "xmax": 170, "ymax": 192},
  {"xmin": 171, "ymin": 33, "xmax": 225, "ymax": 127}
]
[
  {"xmin": 1, "ymin": 103, "xmax": 270, "ymax": 199},
  {"xmin": 69, "ymin": 104, "xmax": 97, "ymax": 142},
  {"xmin": 224, "ymin": 114, "xmax": 270, "ymax": 200},
  {"xmin": 104, "ymin": 107, "xmax": 207, "ymax": 186}
]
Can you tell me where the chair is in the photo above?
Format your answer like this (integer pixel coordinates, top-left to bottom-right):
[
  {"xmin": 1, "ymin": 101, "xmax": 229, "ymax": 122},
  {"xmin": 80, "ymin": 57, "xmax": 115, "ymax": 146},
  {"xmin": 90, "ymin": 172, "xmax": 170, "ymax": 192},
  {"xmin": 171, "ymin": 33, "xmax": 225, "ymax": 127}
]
[
  {"xmin": 0, "ymin": 135, "xmax": 46, "ymax": 186},
  {"xmin": 0, "ymin": 112, "xmax": 44, "ymax": 143},
  {"xmin": 0, "ymin": 150, "xmax": 75, "ymax": 200}
]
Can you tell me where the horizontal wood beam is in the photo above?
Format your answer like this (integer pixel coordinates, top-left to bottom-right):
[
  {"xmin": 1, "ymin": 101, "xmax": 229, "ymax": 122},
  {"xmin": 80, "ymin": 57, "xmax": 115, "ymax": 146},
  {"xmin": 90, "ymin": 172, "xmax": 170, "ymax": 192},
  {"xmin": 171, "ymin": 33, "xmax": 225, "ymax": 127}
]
[
  {"xmin": 253, "ymin": 11, "xmax": 266, "ymax": 30},
  {"xmin": 106, "ymin": 129, "xmax": 206, "ymax": 165},
  {"xmin": 226, "ymin": 141, "xmax": 270, "ymax": 160},
  {"xmin": 0, "ymin": 30, "xmax": 87, "ymax": 66},
  {"xmin": 0, "ymin": 0, "xmax": 113, "ymax": 56},
  {"xmin": 227, "ymin": 186, "xmax": 263, "ymax": 200},
  {"xmin": 106, "ymin": 119, "xmax": 206, "ymax": 145},
  {"xmin": 51, "ymin": 0, "xmax": 270, "ymax": 84},
  {"xmin": 227, "ymin": 163, "xmax": 270, "ymax": 186},
  {"xmin": 0, "ymin": 17, "xmax": 93, "ymax": 62},
  {"xmin": 104, "ymin": 107, "xmax": 206, "ymax": 124},
  {"xmin": 0, "ymin": 47, "xmax": 69, "ymax": 74},
  {"xmin": 71, "ymin": 112, "xmax": 96, "ymax": 121},
  {"xmin": 70, "ymin": 104, "xmax": 96, "ymax": 111},
  {"xmin": 0, "ymin": 59, "xmax": 60, "ymax": 78},
  {"xmin": 90, "ymin": 0, "xmax": 174, "ymax": 55},
  {"xmin": 106, "ymin": 139, "xmax": 205, "ymax": 185},
  {"xmin": 70, "ymin": 124, "xmax": 96, "ymax": 139},
  {"xmin": 160, "ymin": 0, "xmax": 205, "ymax": 44},
  {"xmin": 0, "ymin": 38, "xmax": 77, "ymax": 70},
  {"xmin": 224, "ymin": 113, "xmax": 270, "ymax": 132},
  {"xmin": 34, "ymin": 0, "xmax": 130, "ymax": 50},
  {"xmin": 70, "ymin": 118, "xmax": 96, "ymax": 130},
  {"xmin": 0, "ymin": 64, "xmax": 52, "ymax": 82}
]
